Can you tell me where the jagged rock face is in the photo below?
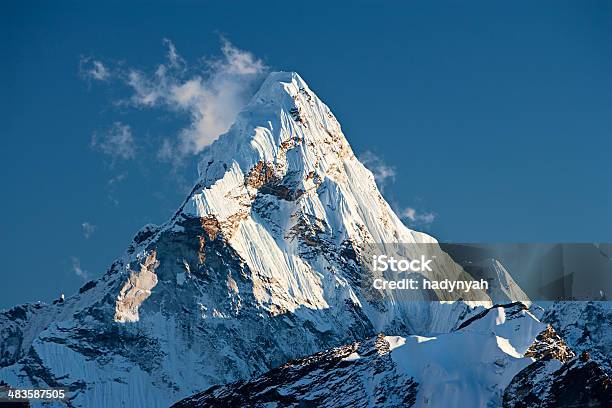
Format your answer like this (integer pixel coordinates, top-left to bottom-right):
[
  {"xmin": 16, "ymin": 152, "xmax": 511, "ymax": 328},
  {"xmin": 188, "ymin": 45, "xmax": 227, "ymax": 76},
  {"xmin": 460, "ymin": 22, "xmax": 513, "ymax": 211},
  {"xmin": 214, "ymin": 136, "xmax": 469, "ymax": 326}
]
[
  {"xmin": 0, "ymin": 72, "xmax": 491, "ymax": 407},
  {"xmin": 174, "ymin": 303, "xmax": 579, "ymax": 408},
  {"xmin": 523, "ymin": 325, "xmax": 575, "ymax": 362},
  {"xmin": 114, "ymin": 250, "xmax": 160, "ymax": 323},
  {"xmin": 0, "ymin": 306, "xmax": 33, "ymax": 367}
]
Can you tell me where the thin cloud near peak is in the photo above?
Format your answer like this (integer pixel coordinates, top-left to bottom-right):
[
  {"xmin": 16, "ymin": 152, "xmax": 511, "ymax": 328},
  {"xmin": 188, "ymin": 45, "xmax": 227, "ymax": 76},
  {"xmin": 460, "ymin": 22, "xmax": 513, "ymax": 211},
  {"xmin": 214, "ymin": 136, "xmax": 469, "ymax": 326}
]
[
  {"xmin": 79, "ymin": 38, "xmax": 268, "ymax": 166},
  {"xmin": 70, "ymin": 257, "xmax": 89, "ymax": 280},
  {"xmin": 359, "ymin": 150, "xmax": 397, "ymax": 192},
  {"xmin": 91, "ymin": 122, "xmax": 136, "ymax": 161},
  {"xmin": 400, "ymin": 207, "xmax": 436, "ymax": 226},
  {"xmin": 81, "ymin": 222, "xmax": 97, "ymax": 239},
  {"xmin": 125, "ymin": 38, "xmax": 269, "ymax": 164},
  {"xmin": 358, "ymin": 151, "xmax": 436, "ymax": 228},
  {"xmin": 79, "ymin": 57, "xmax": 110, "ymax": 81}
]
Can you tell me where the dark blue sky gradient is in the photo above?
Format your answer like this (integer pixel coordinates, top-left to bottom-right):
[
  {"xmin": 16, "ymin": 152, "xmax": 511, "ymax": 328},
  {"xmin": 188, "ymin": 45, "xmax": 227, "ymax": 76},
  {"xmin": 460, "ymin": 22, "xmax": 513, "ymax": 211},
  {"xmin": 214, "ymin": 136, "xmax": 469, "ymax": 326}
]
[{"xmin": 1, "ymin": 0, "xmax": 611, "ymax": 308}]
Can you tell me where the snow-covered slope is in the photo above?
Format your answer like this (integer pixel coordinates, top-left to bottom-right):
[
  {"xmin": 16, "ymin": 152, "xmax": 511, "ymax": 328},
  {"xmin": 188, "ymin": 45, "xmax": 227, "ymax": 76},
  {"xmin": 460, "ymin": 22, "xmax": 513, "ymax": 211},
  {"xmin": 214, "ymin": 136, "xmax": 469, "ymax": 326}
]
[
  {"xmin": 0, "ymin": 72, "xmax": 491, "ymax": 407},
  {"xmin": 174, "ymin": 303, "xmax": 593, "ymax": 408}
]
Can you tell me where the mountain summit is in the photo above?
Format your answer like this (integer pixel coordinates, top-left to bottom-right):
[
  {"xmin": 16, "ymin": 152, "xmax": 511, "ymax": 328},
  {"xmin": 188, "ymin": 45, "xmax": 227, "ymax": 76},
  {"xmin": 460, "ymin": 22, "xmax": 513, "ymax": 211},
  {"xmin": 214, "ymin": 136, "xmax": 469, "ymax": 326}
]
[{"xmin": 0, "ymin": 72, "xmax": 534, "ymax": 407}]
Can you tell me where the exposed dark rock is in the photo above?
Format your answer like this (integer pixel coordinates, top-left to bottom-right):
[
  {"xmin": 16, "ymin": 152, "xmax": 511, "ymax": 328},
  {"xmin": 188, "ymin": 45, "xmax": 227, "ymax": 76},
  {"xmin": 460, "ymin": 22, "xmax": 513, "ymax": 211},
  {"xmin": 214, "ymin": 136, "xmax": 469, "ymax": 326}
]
[
  {"xmin": 524, "ymin": 325, "xmax": 575, "ymax": 363},
  {"xmin": 78, "ymin": 280, "xmax": 97, "ymax": 294},
  {"xmin": 504, "ymin": 353, "xmax": 612, "ymax": 408}
]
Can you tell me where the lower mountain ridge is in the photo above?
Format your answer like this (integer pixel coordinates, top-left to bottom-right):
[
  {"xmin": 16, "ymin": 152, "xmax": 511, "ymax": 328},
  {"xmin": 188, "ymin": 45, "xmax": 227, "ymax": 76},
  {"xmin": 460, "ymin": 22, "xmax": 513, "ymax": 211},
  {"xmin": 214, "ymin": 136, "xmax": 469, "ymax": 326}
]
[{"xmin": 173, "ymin": 303, "xmax": 610, "ymax": 408}]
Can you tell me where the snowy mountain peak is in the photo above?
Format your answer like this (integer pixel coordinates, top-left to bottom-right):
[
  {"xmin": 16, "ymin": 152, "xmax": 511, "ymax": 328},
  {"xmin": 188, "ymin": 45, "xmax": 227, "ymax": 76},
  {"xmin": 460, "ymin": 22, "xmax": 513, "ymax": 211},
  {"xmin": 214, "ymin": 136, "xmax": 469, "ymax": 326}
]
[
  {"xmin": 175, "ymin": 70, "xmax": 489, "ymax": 319},
  {"xmin": 180, "ymin": 70, "xmax": 441, "ymax": 253},
  {"xmin": 196, "ymin": 71, "xmax": 353, "ymax": 188}
]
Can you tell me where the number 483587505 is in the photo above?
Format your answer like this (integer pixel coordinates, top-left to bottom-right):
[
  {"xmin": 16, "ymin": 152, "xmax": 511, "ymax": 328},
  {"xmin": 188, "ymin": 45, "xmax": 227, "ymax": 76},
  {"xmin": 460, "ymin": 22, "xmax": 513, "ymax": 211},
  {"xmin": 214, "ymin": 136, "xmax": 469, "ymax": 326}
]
[{"xmin": 7, "ymin": 388, "xmax": 66, "ymax": 400}]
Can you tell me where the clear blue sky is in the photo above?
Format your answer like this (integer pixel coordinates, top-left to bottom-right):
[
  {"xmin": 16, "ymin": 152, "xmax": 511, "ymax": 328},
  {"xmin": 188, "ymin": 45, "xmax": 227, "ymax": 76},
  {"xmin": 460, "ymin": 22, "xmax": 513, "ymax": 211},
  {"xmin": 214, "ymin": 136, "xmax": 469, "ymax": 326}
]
[{"xmin": 1, "ymin": 0, "xmax": 611, "ymax": 308}]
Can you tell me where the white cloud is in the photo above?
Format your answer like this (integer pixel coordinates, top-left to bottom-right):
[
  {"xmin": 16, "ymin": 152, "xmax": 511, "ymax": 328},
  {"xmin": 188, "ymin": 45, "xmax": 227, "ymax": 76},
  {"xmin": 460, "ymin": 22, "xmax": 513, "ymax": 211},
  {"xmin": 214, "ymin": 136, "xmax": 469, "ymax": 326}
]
[
  {"xmin": 163, "ymin": 38, "xmax": 184, "ymax": 69},
  {"xmin": 91, "ymin": 122, "xmax": 136, "ymax": 160},
  {"xmin": 217, "ymin": 38, "xmax": 266, "ymax": 75},
  {"xmin": 71, "ymin": 257, "xmax": 89, "ymax": 280},
  {"xmin": 399, "ymin": 207, "xmax": 436, "ymax": 226},
  {"xmin": 80, "ymin": 57, "xmax": 110, "ymax": 81},
  {"xmin": 81, "ymin": 222, "xmax": 97, "ymax": 239},
  {"xmin": 125, "ymin": 38, "xmax": 268, "ymax": 162},
  {"xmin": 108, "ymin": 173, "xmax": 127, "ymax": 186},
  {"xmin": 156, "ymin": 139, "xmax": 174, "ymax": 162},
  {"xmin": 359, "ymin": 151, "xmax": 396, "ymax": 191}
]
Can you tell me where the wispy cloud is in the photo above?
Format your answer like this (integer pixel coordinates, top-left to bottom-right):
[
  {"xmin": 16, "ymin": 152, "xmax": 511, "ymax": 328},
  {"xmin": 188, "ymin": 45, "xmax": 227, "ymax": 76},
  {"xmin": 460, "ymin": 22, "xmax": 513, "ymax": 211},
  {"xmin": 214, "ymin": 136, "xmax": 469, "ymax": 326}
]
[
  {"xmin": 91, "ymin": 122, "xmax": 136, "ymax": 161},
  {"xmin": 79, "ymin": 57, "xmax": 110, "ymax": 81},
  {"xmin": 71, "ymin": 257, "xmax": 89, "ymax": 280},
  {"xmin": 359, "ymin": 151, "xmax": 436, "ymax": 228},
  {"xmin": 79, "ymin": 37, "xmax": 267, "ymax": 180},
  {"xmin": 359, "ymin": 151, "xmax": 396, "ymax": 192},
  {"xmin": 125, "ymin": 38, "xmax": 268, "ymax": 163},
  {"xmin": 399, "ymin": 207, "xmax": 436, "ymax": 227},
  {"xmin": 107, "ymin": 172, "xmax": 127, "ymax": 206},
  {"xmin": 108, "ymin": 172, "xmax": 127, "ymax": 186},
  {"xmin": 163, "ymin": 38, "xmax": 184, "ymax": 69},
  {"xmin": 81, "ymin": 222, "xmax": 97, "ymax": 239}
]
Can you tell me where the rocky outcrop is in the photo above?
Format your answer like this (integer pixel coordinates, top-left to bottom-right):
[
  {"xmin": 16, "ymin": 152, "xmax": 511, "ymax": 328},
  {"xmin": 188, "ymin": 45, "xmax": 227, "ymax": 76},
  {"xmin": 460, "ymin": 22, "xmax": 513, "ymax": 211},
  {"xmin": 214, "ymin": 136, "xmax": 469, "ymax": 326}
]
[
  {"xmin": 524, "ymin": 325, "xmax": 575, "ymax": 363},
  {"xmin": 114, "ymin": 251, "xmax": 160, "ymax": 323}
]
